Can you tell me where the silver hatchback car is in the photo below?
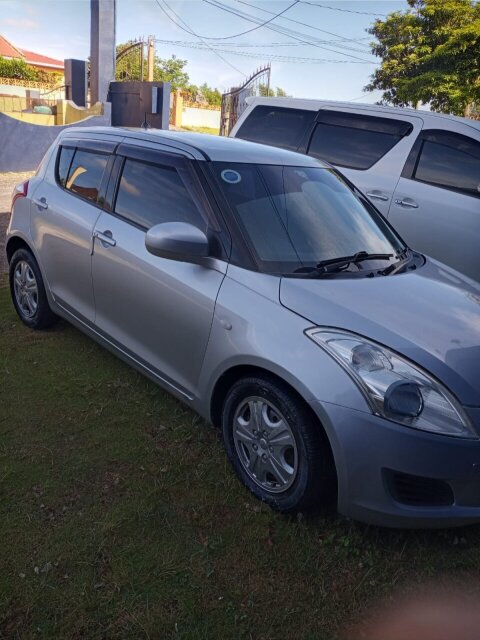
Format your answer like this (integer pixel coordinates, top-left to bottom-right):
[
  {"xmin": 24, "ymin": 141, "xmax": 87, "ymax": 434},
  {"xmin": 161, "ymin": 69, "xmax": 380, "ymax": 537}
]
[{"xmin": 6, "ymin": 127, "xmax": 480, "ymax": 528}]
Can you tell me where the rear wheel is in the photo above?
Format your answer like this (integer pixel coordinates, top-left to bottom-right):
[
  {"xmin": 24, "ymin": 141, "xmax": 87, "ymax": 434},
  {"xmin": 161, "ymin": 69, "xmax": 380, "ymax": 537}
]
[
  {"xmin": 9, "ymin": 248, "xmax": 57, "ymax": 330},
  {"xmin": 221, "ymin": 374, "xmax": 336, "ymax": 514}
]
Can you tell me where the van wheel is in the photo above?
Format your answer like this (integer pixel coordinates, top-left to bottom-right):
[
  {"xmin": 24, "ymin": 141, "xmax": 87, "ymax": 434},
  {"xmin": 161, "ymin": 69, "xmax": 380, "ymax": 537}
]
[
  {"xmin": 9, "ymin": 248, "xmax": 57, "ymax": 330},
  {"xmin": 221, "ymin": 374, "xmax": 336, "ymax": 514}
]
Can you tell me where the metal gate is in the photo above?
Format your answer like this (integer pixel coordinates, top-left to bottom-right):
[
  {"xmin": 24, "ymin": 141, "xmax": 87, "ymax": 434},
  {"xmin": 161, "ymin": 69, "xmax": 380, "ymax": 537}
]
[
  {"xmin": 116, "ymin": 39, "xmax": 145, "ymax": 82},
  {"xmin": 220, "ymin": 65, "xmax": 271, "ymax": 136}
]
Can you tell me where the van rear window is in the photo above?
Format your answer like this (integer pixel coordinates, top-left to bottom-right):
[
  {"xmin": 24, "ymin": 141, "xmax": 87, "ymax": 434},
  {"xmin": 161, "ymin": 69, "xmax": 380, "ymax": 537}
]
[{"xmin": 235, "ymin": 106, "xmax": 316, "ymax": 151}]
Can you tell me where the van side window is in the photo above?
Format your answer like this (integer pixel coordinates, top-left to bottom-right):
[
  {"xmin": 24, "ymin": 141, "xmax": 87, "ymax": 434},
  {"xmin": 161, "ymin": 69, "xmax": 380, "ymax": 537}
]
[
  {"xmin": 307, "ymin": 111, "xmax": 413, "ymax": 170},
  {"xmin": 114, "ymin": 158, "xmax": 206, "ymax": 230},
  {"xmin": 410, "ymin": 131, "xmax": 480, "ymax": 198},
  {"xmin": 235, "ymin": 106, "xmax": 316, "ymax": 151},
  {"xmin": 59, "ymin": 148, "xmax": 109, "ymax": 203}
]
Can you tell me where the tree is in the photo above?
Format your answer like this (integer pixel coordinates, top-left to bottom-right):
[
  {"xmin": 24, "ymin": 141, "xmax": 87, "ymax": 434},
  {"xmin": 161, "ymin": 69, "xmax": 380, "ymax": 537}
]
[
  {"xmin": 365, "ymin": 0, "xmax": 480, "ymax": 116},
  {"xmin": 115, "ymin": 41, "xmax": 190, "ymax": 91},
  {"xmin": 153, "ymin": 54, "xmax": 189, "ymax": 91},
  {"xmin": 259, "ymin": 84, "xmax": 290, "ymax": 97},
  {"xmin": 275, "ymin": 86, "xmax": 289, "ymax": 97},
  {"xmin": 198, "ymin": 83, "xmax": 222, "ymax": 107}
]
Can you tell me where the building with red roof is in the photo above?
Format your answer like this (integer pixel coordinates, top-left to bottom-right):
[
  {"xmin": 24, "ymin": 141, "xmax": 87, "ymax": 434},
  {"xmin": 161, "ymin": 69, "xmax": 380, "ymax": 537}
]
[{"xmin": 0, "ymin": 34, "xmax": 63, "ymax": 74}]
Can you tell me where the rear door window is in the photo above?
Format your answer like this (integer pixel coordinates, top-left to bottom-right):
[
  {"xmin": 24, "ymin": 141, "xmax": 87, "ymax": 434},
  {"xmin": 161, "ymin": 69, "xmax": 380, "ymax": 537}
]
[
  {"xmin": 114, "ymin": 158, "xmax": 207, "ymax": 230},
  {"xmin": 60, "ymin": 148, "xmax": 109, "ymax": 203},
  {"xmin": 235, "ymin": 105, "xmax": 316, "ymax": 151},
  {"xmin": 307, "ymin": 110, "xmax": 413, "ymax": 170},
  {"xmin": 408, "ymin": 130, "xmax": 480, "ymax": 198}
]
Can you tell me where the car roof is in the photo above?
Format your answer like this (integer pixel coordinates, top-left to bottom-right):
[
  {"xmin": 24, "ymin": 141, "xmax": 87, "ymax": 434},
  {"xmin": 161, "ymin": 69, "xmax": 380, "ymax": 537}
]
[
  {"xmin": 243, "ymin": 97, "xmax": 480, "ymax": 133},
  {"xmin": 61, "ymin": 126, "xmax": 326, "ymax": 167}
]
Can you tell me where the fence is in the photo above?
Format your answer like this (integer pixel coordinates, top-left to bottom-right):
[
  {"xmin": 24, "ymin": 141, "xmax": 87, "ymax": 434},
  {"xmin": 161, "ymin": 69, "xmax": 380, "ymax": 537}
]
[
  {"xmin": 220, "ymin": 65, "xmax": 271, "ymax": 136},
  {"xmin": 0, "ymin": 96, "xmax": 57, "ymax": 113},
  {"xmin": 0, "ymin": 76, "xmax": 61, "ymax": 91}
]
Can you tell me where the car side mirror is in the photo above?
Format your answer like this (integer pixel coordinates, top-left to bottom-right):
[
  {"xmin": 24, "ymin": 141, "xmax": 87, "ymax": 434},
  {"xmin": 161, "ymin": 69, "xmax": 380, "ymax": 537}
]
[{"xmin": 145, "ymin": 222, "xmax": 210, "ymax": 264}]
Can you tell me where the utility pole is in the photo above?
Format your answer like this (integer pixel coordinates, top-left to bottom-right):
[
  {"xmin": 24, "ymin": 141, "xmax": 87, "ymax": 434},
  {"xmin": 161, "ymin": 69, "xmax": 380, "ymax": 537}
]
[
  {"xmin": 147, "ymin": 36, "xmax": 155, "ymax": 82},
  {"xmin": 90, "ymin": 0, "xmax": 116, "ymax": 103}
]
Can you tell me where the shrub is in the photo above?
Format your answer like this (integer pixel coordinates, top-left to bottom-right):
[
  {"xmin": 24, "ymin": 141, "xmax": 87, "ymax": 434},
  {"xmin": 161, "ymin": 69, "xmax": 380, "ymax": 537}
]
[{"xmin": 0, "ymin": 57, "xmax": 38, "ymax": 80}]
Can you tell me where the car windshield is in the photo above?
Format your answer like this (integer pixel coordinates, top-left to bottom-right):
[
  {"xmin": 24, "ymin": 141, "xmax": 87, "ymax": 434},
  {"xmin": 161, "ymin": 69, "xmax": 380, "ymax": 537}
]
[{"xmin": 211, "ymin": 162, "xmax": 405, "ymax": 273}]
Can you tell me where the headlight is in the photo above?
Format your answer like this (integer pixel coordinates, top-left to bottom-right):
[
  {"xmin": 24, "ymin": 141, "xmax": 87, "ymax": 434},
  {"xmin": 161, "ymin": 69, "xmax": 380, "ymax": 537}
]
[{"xmin": 306, "ymin": 328, "xmax": 476, "ymax": 439}]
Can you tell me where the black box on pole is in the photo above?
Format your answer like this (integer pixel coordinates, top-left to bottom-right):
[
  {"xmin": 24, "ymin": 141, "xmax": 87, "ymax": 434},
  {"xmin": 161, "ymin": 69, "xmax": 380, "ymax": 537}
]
[{"xmin": 64, "ymin": 59, "xmax": 87, "ymax": 107}]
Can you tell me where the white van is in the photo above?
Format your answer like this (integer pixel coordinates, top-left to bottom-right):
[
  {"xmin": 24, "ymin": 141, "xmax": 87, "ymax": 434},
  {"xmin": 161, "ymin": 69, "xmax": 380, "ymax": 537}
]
[{"xmin": 231, "ymin": 98, "xmax": 480, "ymax": 282}]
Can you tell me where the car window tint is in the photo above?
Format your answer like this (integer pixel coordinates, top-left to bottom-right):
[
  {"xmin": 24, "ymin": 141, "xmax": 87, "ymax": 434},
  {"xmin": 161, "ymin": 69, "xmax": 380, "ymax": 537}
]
[
  {"xmin": 235, "ymin": 106, "xmax": 316, "ymax": 151},
  {"xmin": 212, "ymin": 162, "xmax": 401, "ymax": 272},
  {"xmin": 414, "ymin": 133, "xmax": 480, "ymax": 197},
  {"xmin": 308, "ymin": 111, "xmax": 412, "ymax": 170},
  {"xmin": 114, "ymin": 158, "xmax": 205, "ymax": 230},
  {"xmin": 65, "ymin": 149, "xmax": 108, "ymax": 203},
  {"xmin": 57, "ymin": 146, "xmax": 75, "ymax": 187}
]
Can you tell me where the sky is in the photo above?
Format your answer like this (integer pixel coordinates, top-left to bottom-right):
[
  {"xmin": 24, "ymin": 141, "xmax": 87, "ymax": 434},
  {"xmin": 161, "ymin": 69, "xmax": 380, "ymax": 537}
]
[{"xmin": 0, "ymin": 0, "xmax": 408, "ymax": 102}]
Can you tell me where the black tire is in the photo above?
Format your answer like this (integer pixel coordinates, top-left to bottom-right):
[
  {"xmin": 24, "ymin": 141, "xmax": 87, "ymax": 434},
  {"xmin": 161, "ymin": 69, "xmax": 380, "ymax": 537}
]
[
  {"xmin": 222, "ymin": 374, "xmax": 336, "ymax": 514},
  {"xmin": 9, "ymin": 248, "xmax": 58, "ymax": 330}
]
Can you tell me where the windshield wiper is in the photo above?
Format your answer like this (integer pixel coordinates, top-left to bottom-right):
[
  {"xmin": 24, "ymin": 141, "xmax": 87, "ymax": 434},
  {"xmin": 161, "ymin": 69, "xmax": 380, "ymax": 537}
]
[
  {"xmin": 292, "ymin": 251, "xmax": 394, "ymax": 278},
  {"xmin": 316, "ymin": 251, "xmax": 394, "ymax": 272},
  {"xmin": 379, "ymin": 248, "xmax": 412, "ymax": 276}
]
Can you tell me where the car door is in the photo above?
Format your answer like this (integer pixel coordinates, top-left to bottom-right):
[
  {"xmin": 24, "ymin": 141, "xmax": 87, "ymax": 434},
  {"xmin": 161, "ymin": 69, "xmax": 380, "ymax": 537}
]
[
  {"xmin": 305, "ymin": 108, "xmax": 423, "ymax": 216},
  {"xmin": 388, "ymin": 128, "xmax": 480, "ymax": 282},
  {"xmin": 91, "ymin": 143, "xmax": 227, "ymax": 400},
  {"xmin": 30, "ymin": 136, "xmax": 120, "ymax": 322}
]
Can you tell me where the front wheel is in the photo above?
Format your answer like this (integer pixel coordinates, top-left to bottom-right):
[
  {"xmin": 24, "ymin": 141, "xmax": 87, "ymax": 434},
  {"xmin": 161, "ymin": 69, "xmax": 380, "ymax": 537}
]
[
  {"xmin": 221, "ymin": 375, "xmax": 336, "ymax": 514},
  {"xmin": 9, "ymin": 248, "xmax": 57, "ymax": 330}
]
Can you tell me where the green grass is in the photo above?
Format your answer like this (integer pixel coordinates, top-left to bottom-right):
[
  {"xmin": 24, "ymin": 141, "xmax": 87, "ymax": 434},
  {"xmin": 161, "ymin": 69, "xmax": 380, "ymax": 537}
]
[
  {"xmin": 2, "ymin": 282, "xmax": 480, "ymax": 639},
  {"xmin": 181, "ymin": 126, "xmax": 220, "ymax": 136}
]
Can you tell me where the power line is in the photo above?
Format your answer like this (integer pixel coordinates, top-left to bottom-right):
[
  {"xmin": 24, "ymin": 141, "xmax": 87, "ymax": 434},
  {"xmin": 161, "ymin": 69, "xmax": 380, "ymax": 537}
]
[
  {"xmin": 154, "ymin": 38, "xmax": 377, "ymax": 63},
  {"xmin": 299, "ymin": 1, "xmax": 388, "ymax": 17},
  {"xmin": 233, "ymin": 0, "xmax": 372, "ymax": 48},
  {"xmin": 203, "ymin": 0, "xmax": 375, "ymax": 61},
  {"xmin": 156, "ymin": 38, "xmax": 371, "ymax": 48},
  {"xmin": 154, "ymin": 0, "xmax": 247, "ymax": 76},
  {"xmin": 158, "ymin": 0, "xmax": 301, "ymax": 41},
  {"xmin": 205, "ymin": 0, "xmax": 372, "ymax": 57}
]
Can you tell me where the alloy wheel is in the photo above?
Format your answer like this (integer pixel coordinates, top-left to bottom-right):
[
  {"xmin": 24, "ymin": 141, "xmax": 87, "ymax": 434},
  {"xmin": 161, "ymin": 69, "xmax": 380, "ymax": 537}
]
[
  {"xmin": 13, "ymin": 260, "xmax": 38, "ymax": 319},
  {"xmin": 233, "ymin": 396, "xmax": 298, "ymax": 493}
]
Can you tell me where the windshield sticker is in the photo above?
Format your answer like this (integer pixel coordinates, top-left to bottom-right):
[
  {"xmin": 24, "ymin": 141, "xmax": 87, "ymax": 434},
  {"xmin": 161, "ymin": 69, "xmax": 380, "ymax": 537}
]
[{"xmin": 221, "ymin": 169, "xmax": 242, "ymax": 184}]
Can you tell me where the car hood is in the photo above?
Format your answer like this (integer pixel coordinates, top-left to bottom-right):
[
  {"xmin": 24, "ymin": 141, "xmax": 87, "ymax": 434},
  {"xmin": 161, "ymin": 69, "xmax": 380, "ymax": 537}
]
[{"xmin": 280, "ymin": 259, "xmax": 480, "ymax": 406}]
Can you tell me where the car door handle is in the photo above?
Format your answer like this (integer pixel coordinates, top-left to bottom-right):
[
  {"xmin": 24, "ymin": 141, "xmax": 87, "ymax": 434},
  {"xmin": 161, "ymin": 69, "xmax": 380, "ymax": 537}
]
[
  {"xmin": 395, "ymin": 198, "xmax": 419, "ymax": 209},
  {"xmin": 32, "ymin": 197, "xmax": 48, "ymax": 210},
  {"xmin": 93, "ymin": 230, "xmax": 116, "ymax": 251},
  {"xmin": 366, "ymin": 192, "xmax": 389, "ymax": 202}
]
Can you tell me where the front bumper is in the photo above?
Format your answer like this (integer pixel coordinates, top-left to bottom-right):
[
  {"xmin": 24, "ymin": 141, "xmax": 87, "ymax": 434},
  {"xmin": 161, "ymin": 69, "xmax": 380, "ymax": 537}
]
[{"xmin": 313, "ymin": 401, "xmax": 480, "ymax": 528}]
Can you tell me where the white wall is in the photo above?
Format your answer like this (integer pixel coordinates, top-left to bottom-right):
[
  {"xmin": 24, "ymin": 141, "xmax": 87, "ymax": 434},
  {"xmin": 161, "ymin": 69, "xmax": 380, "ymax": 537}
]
[
  {"xmin": 0, "ymin": 84, "xmax": 65, "ymax": 100},
  {"xmin": 0, "ymin": 85, "xmax": 27, "ymax": 97},
  {"xmin": 182, "ymin": 106, "xmax": 220, "ymax": 129}
]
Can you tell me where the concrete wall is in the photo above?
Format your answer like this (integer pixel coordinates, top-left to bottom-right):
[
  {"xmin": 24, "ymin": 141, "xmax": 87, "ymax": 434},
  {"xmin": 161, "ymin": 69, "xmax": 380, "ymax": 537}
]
[
  {"xmin": 0, "ymin": 100, "xmax": 105, "ymax": 127},
  {"xmin": 3, "ymin": 112, "xmax": 55, "ymax": 126},
  {"xmin": 0, "ymin": 105, "xmax": 111, "ymax": 172},
  {"xmin": 181, "ymin": 106, "xmax": 220, "ymax": 130},
  {"xmin": 56, "ymin": 101, "xmax": 104, "ymax": 125}
]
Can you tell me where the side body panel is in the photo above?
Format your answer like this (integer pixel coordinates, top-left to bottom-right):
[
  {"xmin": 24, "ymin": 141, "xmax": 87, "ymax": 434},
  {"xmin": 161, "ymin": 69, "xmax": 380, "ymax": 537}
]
[
  {"xmin": 388, "ymin": 121, "xmax": 480, "ymax": 282},
  {"xmin": 28, "ymin": 133, "xmax": 124, "ymax": 322},
  {"xmin": 91, "ymin": 211, "xmax": 226, "ymax": 400},
  {"xmin": 196, "ymin": 265, "xmax": 369, "ymax": 419}
]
